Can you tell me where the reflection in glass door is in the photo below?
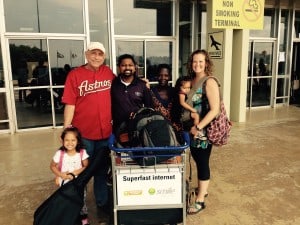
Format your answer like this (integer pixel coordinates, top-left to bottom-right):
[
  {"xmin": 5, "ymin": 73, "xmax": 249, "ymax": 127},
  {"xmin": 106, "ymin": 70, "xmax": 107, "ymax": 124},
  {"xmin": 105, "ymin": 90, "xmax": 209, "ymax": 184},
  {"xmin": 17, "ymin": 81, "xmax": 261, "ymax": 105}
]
[
  {"xmin": 9, "ymin": 38, "xmax": 84, "ymax": 130},
  {"xmin": 0, "ymin": 43, "xmax": 10, "ymax": 132},
  {"xmin": 47, "ymin": 39, "xmax": 84, "ymax": 127},
  {"xmin": 291, "ymin": 42, "xmax": 300, "ymax": 105},
  {"xmin": 247, "ymin": 41, "xmax": 274, "ymax": 107},
  {"xmin": 115, "ymin": 40, "xmax": 174, "ymax": 83},
  {"xmin": 10, "ymin": 39, "xmax": 52, "ymax": 129}
]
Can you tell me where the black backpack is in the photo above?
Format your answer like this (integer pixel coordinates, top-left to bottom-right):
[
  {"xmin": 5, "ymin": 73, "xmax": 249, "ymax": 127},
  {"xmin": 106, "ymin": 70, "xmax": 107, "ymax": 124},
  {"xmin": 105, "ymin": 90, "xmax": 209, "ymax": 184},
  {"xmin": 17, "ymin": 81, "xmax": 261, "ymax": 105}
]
[
  {"xmin": 127, "ymin": 107, "xmax": 178, "ymax": 147},
  {"xmin": 126, "ymin": 107, "xmax": 181, "ymax": 166}
]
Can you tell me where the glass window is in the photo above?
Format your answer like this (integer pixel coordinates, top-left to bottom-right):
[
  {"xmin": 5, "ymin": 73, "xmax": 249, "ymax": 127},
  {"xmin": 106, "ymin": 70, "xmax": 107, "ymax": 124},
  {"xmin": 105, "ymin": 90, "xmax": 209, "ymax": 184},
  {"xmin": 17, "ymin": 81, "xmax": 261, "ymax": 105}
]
[
  {"xmin": 291, "ymin": 42, "xmax": 300, "ymax": 104},
  {"xmin": 0, "ymin": 44, "xmax": 4, "ymax": 88},
  {"xmin": 9, "ymin": 39, "xmax": 49, "ymax": 85},
  {"xmin": 9, "ymin": 39, "xmax": 51, "ymax": 129},
  {"xmin": 115, "ymin": 40, "xmax": 144, "ymax": 75},
  {"xmin": 48, "ymin": 39, "xmax": 85, "ymax": 74},
  {"xmin": 4, "ymin": 0, "xmax": 83, "ymax": 33},
  {"xmin": 0, "ymin": 43, "xmax": 9, "ymax": 130},
  {"xmin": 0, "ymin": 123, "xmax": 9, "ymax": 130},
  {"xmin": 9, "ymin": 39, "xmax": 85, "ymax": 129},
  {"xmin": 276, "ymin": 77, "xmax": 289, "ymax": 104},
  {"xmin": 179, "ymin": 1, "xmax": 192, "ymax": 77},
  {"xmin": 89, "ymin": 0, "xmax": 110, "ymax": 66},
  {"xmin": 278, "ymin": 9, "xmax": 289, "ymax": 75},
  {"xmin": 200, "ymin": 11, "xmax": 207, "ymax": 50},
  {"xmin": 146, "ymin": 41, "xmax": 173, "ymax": 82},
  {"xmin": 250, "ymin": 8, "xmax": 276, "ymax": 37},
  {"xmin": 0, "ymin": 93, "xmax": 9, "ymax": 130},
  {"xmin": 247, "ymin": 42, "xmax": 273, "ymax": 107},
  {"xmin": 196, "ymin": 3, "xmax": 207, "ymax": 50},
  {"xmin": 294, "ymin": 11, "xmax": 300, "ymax": 38},
  {"xmin": 179, "ymin": 1, "xmax": 206, "ymax": 77},
  {"xmin": 113, "ymin": 0, "xmax": 173, "ymax": 36},
  {"xmin": 115, "ymin": 40, "xmax": 172, "ymax": 82},
  {"xmin": 48, "ymin": 39, "xmax": 84, "ymax": 127}
]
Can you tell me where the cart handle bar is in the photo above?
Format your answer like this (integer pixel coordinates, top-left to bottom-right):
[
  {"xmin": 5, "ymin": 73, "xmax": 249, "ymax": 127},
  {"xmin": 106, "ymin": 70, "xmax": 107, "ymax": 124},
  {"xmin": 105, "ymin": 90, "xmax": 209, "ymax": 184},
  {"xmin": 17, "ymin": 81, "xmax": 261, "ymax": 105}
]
[{"xmin": 108, "ymin": 132, "xmax": 190, "ymax": 153}]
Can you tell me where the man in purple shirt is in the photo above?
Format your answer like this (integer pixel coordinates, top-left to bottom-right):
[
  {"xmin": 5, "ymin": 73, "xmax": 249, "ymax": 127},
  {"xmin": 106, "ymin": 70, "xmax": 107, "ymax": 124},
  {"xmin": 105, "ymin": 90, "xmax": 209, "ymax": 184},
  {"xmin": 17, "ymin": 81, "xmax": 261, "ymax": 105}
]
[{"xmin": 111, "ymin": 54, "xmax": 153, "ymax": 132}]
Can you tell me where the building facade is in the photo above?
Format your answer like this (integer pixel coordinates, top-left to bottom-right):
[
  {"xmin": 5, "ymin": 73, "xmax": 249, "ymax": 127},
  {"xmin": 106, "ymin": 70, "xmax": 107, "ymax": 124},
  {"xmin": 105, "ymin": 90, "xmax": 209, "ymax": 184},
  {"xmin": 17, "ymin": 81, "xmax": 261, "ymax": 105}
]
[{"xmin": 0, "ymin": 0, "xmax": 299, "ymax": 134}]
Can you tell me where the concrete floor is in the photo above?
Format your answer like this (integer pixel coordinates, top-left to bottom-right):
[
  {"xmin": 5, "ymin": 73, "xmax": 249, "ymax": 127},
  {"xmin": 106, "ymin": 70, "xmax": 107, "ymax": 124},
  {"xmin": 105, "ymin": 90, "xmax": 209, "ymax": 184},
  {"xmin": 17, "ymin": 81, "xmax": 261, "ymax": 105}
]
[{"xmin": 0, "ymin": 106, "xmax": 300, "ymax": 225}]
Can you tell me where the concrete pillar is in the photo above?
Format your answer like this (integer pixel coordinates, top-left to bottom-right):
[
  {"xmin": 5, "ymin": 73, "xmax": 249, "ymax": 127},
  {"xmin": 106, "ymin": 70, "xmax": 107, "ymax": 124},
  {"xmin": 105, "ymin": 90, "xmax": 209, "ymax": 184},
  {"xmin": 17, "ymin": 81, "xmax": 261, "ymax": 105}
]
[
  {"xmin": 231, "ymin": 29, "xmax": 249, "ymax": 122},
  {"xmin": 206, "ymin": 1, "xmax": 233, "ymax": 117},
  {"xmin": 206, "ymin": 1, "xmax": 249, "ymax": 122}
]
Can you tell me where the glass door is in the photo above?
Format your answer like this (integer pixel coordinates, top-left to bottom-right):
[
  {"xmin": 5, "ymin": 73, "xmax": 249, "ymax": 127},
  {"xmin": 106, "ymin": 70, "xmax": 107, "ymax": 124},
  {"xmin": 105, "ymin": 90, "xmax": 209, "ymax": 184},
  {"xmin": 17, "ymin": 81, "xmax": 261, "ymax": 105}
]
[
  {"xmin": 247, "ymin": 41, "xmax": 275, "ymax": 107},
  {"xmin": 291, "ymin": 42, "xmax": 300, "ymax": 105},
  {"xmin": 0, "ymin": 43, "xmax": 10, "ymax": 133},
  {"xmin": 8, "ymin": 38, "xmax": 85, "ymax": 130},
  {"xmin": 112, "ymin": 0, "xmax": 176, "ymax": 84},
  {"xmin": 114, "ymin": 40, "xmax": 175, "ymax": 85}
]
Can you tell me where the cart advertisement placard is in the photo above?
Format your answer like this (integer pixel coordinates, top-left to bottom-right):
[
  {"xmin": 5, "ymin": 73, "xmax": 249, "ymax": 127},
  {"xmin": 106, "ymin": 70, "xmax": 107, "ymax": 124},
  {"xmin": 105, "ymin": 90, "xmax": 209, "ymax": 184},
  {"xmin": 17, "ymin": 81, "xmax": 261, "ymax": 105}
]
[{"xmin": 116, "ymin": 167, "xmax": 183, "ymax": 206}]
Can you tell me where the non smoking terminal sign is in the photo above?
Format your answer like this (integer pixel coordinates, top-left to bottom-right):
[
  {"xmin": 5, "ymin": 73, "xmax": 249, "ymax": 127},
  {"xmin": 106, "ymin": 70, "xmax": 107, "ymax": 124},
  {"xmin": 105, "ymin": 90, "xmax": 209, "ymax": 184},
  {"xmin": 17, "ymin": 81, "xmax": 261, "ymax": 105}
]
[{"xmin": 213, "ymin": 0, "xmax": 265, "ymax": 29}]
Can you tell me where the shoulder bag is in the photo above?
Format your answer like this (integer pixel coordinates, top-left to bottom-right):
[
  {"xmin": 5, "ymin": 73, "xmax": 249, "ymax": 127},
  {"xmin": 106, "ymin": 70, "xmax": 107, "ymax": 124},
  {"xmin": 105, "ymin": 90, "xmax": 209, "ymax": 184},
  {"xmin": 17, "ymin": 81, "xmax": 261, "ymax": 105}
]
[{"xmin": 202, "ymin": 76, "xmax": 232, "ymax": 146}]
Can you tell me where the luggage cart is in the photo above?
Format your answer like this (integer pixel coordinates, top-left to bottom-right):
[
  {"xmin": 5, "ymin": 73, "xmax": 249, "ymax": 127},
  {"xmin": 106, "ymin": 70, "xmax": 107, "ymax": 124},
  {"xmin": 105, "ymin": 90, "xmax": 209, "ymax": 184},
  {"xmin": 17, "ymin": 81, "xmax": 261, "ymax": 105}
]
[{"xmin": 108, "ymin": 133, "xmax": 190, "ymax": 225}]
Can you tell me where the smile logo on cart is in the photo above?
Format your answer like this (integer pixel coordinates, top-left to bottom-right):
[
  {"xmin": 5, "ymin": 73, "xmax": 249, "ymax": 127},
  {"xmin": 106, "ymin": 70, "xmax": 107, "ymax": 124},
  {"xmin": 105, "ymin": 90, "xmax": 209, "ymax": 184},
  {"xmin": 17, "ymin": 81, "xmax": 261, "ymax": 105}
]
[{"xmin": 148, "ymin": 188, "xmax": 156, "ymax": 195}]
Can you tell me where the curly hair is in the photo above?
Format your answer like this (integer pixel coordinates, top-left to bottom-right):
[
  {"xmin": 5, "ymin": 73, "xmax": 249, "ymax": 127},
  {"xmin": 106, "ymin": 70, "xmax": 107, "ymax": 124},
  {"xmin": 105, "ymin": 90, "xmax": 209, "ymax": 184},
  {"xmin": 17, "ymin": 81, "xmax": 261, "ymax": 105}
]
[
  {"xmin": 174, "ymin": 76, "xmax": 192, "ymax": 93},
  {"xmin": 171, "ymin": 76, "xmax": 192, "ymax": 124},
  {"xmin": 186, "ymin": 49, "xmax": 214, "ymax": 78},
  {"xmin": 157, "ymin": 63, "xmax": 171, "ymax": 74}
]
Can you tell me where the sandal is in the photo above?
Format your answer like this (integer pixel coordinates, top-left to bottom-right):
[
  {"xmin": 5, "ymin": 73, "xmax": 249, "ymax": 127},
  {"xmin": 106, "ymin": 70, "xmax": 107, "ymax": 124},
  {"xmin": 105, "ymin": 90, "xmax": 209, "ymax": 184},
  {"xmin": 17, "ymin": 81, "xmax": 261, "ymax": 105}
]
[
  {"xmin": 194, "ymin": 188, "xmax": 209, "ymax": 198},
  {"xmin": 187, "ymin": 201, "xmax": 206, "ymax": 215}
]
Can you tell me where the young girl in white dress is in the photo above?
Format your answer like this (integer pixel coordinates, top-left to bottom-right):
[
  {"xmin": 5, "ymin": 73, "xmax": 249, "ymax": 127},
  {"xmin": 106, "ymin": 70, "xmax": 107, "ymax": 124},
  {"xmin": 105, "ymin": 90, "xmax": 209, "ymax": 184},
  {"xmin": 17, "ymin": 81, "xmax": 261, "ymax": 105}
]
[{"xmin": 50, "ymin": 126, "xmax": 90, "ymax": 225}]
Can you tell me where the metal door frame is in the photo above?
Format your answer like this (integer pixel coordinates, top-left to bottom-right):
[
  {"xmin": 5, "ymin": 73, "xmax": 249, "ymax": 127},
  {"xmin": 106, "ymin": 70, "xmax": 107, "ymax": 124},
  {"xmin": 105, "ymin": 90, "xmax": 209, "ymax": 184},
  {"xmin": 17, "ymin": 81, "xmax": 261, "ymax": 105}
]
[{"xmin": 3, "ymin": 34, "xmax": 86, "ymax": 132}]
